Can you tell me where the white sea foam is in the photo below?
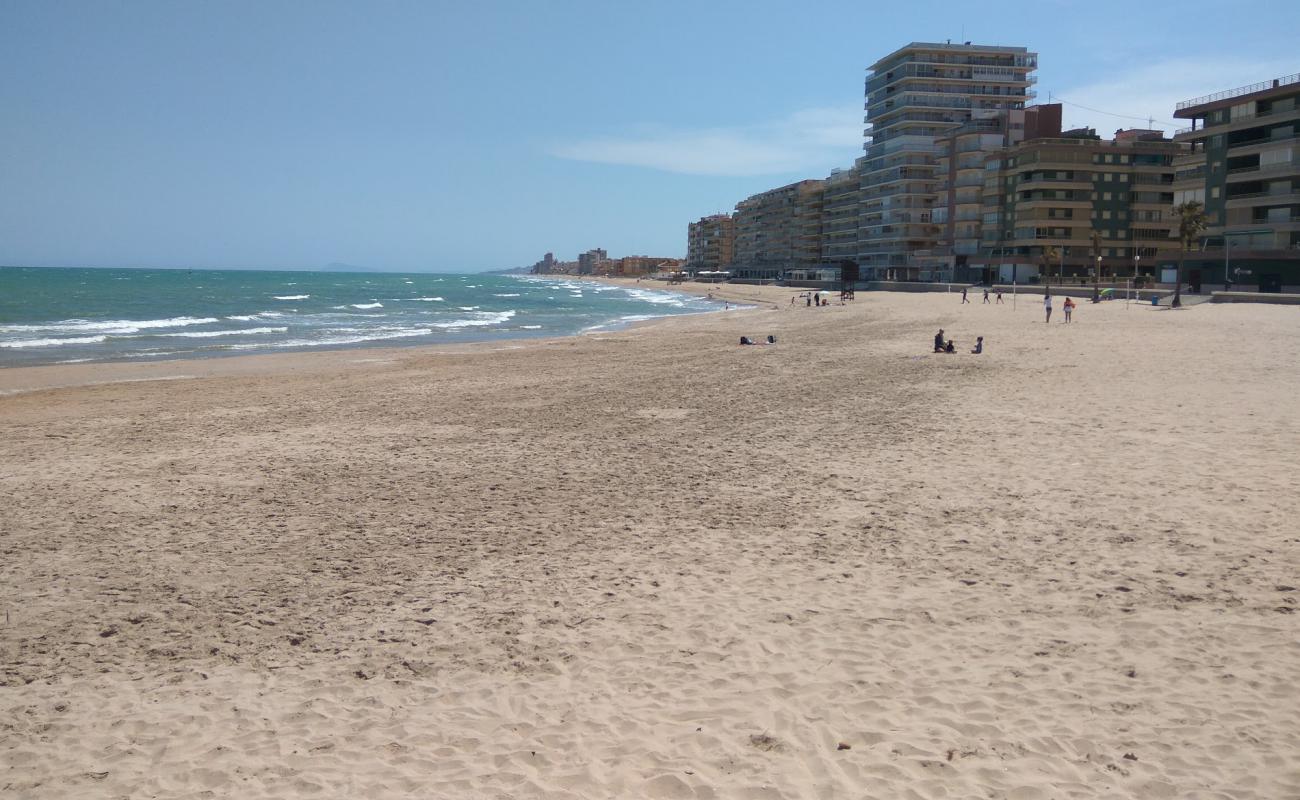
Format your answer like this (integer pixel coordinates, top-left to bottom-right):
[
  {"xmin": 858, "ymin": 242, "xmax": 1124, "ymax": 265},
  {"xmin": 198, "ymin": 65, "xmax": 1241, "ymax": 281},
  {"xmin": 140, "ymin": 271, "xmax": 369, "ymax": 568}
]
[
  {"xmin": 413, "ymin": 297, "xmax": 444, "ymax": 302},
  {"xmin": 229, "ymin": 328, "xmax": 434, "ymax": 349},
  {"xmin": 273, "ymin": 294, "xmax": 310, "ymax": 300},
  {"xmin": 157, "ymin": 327, "xmax": 288, "ymax": 338},
  {"xmin": 432, "ymin": 310, "xmax": 515, "ymax": 329},
  {"xmin": 0, "ymin": 316, "xmax": 219, "ymax": 336},
  {"xmin": 493, "ymin": 293, "xmax": 521, "ymax": 297},
  {"xmin": 0, "ymin": 335, "xmax": 108, "ymax": 348},
  {"xmin": 351, "ymin": 302, "xmax": 384, "ymax": 309},
  {"xmin": 520, "ymin": 325, "xmax": 543, "ymax": 329},
  {"xmin": 620, "ymin": 288, "xmax": 687, "ymax": 306},
  {"xmin": 457, "ymin": 306, "xmax": 479, "ymax": 311},
  {"xmin": 226, "ymin": 311, "xmax": 283, "ymax": 321}
]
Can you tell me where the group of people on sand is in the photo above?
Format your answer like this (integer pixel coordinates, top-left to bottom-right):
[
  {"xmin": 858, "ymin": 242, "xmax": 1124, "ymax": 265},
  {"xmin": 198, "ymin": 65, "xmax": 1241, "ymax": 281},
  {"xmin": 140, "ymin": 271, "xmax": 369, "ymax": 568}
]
[
  {"xmin": 933, "ymin": 329, "xmax": 983, "ymax": 355},
  {"xmin": 1043, "ymin": 293, "xmax": 1077, "ymax": 323},
  {"xmin": 793, "ymin": 291, "xmax": 834, "ymax": 307},
  {"xmin": 961, "ymin": 287, "xmax": 1004, "ymax": 305}
]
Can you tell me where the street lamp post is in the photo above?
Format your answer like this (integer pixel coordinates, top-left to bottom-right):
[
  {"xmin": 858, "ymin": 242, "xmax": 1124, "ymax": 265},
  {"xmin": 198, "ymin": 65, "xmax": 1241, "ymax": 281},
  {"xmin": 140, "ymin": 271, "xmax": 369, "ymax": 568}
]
[
  {"xmin": 1093, "ymin": 255, "xmax": 1102, "ymax": 303},
  {"xmin": 1133, "ymin": 253, "xmax": 1141, "ymax": 303},
  {"xmin": 1224, "ymin": 238, "xmax": 1233, "ymax": 292}
]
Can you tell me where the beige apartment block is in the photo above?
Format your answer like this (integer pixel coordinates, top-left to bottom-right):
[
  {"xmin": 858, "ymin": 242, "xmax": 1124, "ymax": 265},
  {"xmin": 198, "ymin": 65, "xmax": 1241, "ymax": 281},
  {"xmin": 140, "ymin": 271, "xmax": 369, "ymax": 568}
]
[
  {"xmin": 819, "ymin": 166, "xmax": 862, "ymax": 270},
  {"xmin": 975, "ymin": 130, "xmax": 1183, "ymax": 284},
  {"xmin": 686, "ymin": 214, "xmax": 736, "ymax": 274},
  {"xmin": 860, "ymin": 42, "xmax": 1037, "ymax": 280},
  {"xmin": 927, "ymin": 104, "xmax": 1062, "ymax": 280},
  {"xmin": 732, "ymin": 179, "xmax": 825, "ymax": 281},
  {"xmin": 615, "ymin": 256, "xmax": 680, "ymax": 277}
]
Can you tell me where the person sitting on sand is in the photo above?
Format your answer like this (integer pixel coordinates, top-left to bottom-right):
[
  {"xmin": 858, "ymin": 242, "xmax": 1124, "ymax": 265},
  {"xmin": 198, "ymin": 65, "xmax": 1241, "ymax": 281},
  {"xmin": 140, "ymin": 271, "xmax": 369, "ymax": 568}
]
[
  {"xmin": 934, "ymin": 329, "xmax": 945, "ymax": 352},
  {"xmin": 944, "ymin": 340, "xmax": 956, "ymax": 353},
  {"xmin": 971, "ymin": 336, "xmax": 983, "ymax": 354}
]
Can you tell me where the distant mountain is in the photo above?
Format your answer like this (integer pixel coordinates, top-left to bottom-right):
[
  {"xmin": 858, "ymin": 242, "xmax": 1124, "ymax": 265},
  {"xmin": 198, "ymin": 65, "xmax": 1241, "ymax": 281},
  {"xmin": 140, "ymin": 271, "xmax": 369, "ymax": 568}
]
[{"xmin": 481, "ymin": 266, "xmax": 531, "ymax": 275}]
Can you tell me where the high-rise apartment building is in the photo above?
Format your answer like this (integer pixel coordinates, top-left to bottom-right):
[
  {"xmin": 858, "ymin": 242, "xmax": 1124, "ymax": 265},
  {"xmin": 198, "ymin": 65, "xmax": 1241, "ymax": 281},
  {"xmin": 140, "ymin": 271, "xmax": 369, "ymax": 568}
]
[
  {"xmin": 859, "ymin": 42, "xmax": 1038, "ymax": 280},
  {"xmin": 577, "ymin": 248, "xmax": 608, "ymax": 275},
  {"xmin": 731, "ymin": 179, "xmax": 825, "ymax": 280},
  {"xmin": 975, "ymin": 129, "xmax": 1182, "ymax": 283},
  {"xmin": 686, "ymin": 214, "xmax": 736, "ymax": 274},
  {"xmin": 819, "ymin": 166, "xmax": 862, "ymax": 270},
  {"xmin": 1172, "ymin": 73, "xmax": 1300, "ymax": 289}
]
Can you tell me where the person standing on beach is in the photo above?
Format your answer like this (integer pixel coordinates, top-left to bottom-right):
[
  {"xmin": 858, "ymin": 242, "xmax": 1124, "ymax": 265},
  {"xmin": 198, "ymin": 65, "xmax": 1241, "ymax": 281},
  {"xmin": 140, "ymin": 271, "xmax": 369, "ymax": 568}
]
[
  {"xmin": 961, "ymin": 287, "xmax": 970, "ymax": 304},
  {"xmin": 1044, "ymin": 293, "xmax": 1053, "ymax": 323},
  {"xmin": 983, "ymin": 288, "xmax": 990, "ymax": 304},
  {"xmin": 996, "ymin": 289, "xmax": 1004, "ymax": 304},
  {"xmin": 1063, "ymin": 297, "xmax": 1074, "ymax": 322}
]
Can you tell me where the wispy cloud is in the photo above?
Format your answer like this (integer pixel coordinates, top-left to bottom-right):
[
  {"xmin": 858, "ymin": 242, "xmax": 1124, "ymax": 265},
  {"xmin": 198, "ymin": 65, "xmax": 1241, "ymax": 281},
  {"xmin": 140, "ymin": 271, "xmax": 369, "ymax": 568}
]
[
  {"xmin": 550, "ymin": 106, "xmax": 863, "ymax": 177},
  {"xmin": 1051, "ymin": 57, "xmax": 1297, "ymax": 132}
]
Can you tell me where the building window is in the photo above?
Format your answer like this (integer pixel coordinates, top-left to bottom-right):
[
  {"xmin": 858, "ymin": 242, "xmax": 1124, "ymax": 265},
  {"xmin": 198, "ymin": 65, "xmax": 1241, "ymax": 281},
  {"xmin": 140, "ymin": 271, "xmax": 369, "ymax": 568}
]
[{"xmin": 1211, "ymin": 186, "xmax": 1221, "ymax": 199}]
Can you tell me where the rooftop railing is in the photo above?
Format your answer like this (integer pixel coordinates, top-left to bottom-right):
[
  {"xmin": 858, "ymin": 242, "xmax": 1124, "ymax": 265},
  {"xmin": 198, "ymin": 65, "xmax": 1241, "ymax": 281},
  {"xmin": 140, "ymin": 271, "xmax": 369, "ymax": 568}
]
[{"xmin": 1175, "ymin": 73, "xmax": 1300, "ymax": 111}]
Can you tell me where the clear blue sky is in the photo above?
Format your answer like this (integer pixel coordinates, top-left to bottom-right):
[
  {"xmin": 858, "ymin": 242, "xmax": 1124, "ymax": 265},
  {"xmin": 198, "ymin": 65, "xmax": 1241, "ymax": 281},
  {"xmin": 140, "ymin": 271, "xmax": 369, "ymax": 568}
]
[{"xmin": 2, "ymin": 0, "xmax": 1296, "ymax": 272}]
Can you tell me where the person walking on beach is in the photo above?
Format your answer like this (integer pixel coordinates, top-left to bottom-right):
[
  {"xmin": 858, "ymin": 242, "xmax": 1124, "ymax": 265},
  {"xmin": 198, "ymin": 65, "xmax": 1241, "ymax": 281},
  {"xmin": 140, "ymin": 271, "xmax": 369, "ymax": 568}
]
[
  {"xmin": 996, "ymin": 289, "xmax": 1004, "ymax": 304},
  {"xmin": 983, "ymin": 288, "xmax": 990, "ymax": 304},
  {"xmin": 1063, "ymin": 296, "xmax": 1075, "ymax": 323},
  {"xmin": 961, "ymin": 287, "xmax": 970, "ymax": 304},
  {"xmin": 1044, "ymin": 292, "xmax": 1053, "ymax": 324}
]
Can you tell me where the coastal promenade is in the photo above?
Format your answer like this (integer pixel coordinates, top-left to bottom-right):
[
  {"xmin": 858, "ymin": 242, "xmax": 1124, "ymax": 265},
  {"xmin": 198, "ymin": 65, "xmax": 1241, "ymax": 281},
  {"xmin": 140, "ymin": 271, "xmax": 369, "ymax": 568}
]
[{"xmin": 2, "ymin": 286, "xmax": 1297, "ymax": 798}]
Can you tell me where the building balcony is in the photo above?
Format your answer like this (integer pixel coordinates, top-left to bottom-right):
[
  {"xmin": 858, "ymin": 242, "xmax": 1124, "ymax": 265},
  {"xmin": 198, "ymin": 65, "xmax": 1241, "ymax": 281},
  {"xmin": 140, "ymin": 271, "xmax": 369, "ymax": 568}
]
[
  {"xmin": 1175, "ymin": 72, "xmax": 1300, "ymax": 114},
  {"xmin": 1225, "ymin": 159, "xmax": 1300, "ymax": 182},
  {"xmin": 1226, "ymin": 190, "xmax": 1300, "ymax": 207},
  {"xmin": 1017, "ymin": 179, "xmax": 1093, "ymax": 192},
  {"xmin": 1174, "ymin": 104, "xmax": 1300, "ymax": 139}
]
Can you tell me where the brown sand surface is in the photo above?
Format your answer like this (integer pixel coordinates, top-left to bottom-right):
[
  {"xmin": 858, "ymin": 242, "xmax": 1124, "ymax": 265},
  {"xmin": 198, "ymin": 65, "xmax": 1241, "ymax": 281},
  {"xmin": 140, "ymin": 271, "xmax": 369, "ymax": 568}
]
[{"xmin": 2, "ymin": 285, "xmax": 1298, "ymax": 799}]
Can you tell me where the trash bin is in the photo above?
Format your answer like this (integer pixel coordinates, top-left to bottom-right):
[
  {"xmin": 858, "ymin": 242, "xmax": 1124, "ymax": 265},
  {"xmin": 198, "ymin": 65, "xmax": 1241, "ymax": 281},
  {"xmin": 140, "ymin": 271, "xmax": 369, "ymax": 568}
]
[{"xmin": 1151, "ymin": 296, "xmax": 1159, "ymax": 306}]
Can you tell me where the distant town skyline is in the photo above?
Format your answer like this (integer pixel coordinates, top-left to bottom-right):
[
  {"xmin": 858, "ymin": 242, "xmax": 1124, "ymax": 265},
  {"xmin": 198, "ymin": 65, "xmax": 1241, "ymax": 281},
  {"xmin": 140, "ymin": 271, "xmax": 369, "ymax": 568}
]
[{"xmin": 2, "ymin": 0, "xmax": 1297, "ymax": 272}]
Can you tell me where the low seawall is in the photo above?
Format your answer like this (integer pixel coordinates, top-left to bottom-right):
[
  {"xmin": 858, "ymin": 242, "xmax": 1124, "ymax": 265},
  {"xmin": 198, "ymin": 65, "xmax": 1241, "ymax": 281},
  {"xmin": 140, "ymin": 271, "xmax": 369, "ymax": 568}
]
[{"xmin": 1210, "ymin": 291, "xmax": 1300, "ymax": 305}]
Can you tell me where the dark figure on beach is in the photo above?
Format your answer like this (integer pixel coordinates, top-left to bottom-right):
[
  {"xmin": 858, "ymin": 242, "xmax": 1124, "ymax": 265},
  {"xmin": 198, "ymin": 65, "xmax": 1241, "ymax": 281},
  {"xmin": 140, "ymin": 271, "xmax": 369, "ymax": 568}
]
[
  {"xmin": 934, "ymin": 329, "xmax": 945, "ymax": 353},
  {"xmin": 983, "ymin": 288, "xmax": 990, "ymax": 304},
  {"xmin": 996, "ymin": 289, "xmax": 1004, "ymax": 304},
  {"xmin": 961, "ymin": 287, "xmax": 970, "ymax": 304},
  {"xmin": 1044, "ymin": 293, "xmax": 1053, "ymax": 324},
  {"xmin": 971, "ymin": 336, "xmax": 984, "ymax": 354},
  {"xmin": 944, "ymin": 340, "xmax": 956, "ymax": 353}
]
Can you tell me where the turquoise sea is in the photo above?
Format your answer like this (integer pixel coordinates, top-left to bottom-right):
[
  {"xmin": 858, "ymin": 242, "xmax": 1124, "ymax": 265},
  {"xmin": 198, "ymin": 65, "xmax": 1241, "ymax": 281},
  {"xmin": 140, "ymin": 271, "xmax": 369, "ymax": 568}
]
[{"xmin": 0, "ymin": 267, "xmax": 720, "ymax": 367}]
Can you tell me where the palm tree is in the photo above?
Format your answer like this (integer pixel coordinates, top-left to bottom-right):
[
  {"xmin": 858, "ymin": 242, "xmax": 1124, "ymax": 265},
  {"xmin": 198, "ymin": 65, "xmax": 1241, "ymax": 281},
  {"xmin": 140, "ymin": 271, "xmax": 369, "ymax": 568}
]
[
  {"xmin": 1173, "ymin": 201, "xmax": 1209, "ymax": 308},
  {"xmin": 1040, "ymin": 245, "xmax": 1058, "ymax": 291}
]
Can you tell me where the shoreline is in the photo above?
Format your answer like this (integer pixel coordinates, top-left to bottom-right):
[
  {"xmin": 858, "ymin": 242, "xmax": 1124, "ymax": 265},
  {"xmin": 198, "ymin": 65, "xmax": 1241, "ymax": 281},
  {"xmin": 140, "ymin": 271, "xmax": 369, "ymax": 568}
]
[{"xmin": 0, "ymin": 275, "xmax": 761, "ymax": 396}]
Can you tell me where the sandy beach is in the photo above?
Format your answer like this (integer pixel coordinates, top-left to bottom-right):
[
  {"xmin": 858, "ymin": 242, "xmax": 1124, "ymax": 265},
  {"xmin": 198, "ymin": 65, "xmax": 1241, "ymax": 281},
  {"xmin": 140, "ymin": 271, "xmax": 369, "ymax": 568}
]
[{"xmin": 2, "ymin": 283, "xmax": 1297, "ymax": 799}]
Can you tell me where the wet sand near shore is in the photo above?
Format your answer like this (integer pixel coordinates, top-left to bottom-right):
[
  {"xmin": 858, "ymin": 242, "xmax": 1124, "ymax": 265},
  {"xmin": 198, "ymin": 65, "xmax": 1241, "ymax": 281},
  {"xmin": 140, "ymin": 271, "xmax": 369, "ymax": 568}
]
[{"xmin": 2, "ymin": 285, "xmax": 1297, "ymax": 799}]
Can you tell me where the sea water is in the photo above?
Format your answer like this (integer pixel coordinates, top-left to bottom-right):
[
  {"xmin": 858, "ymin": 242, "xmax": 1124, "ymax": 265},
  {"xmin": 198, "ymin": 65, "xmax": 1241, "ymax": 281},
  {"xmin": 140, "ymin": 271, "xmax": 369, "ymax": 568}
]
[{"xmin": 0, "ymin": 268, "xmax": 720, "ymax": 367}]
